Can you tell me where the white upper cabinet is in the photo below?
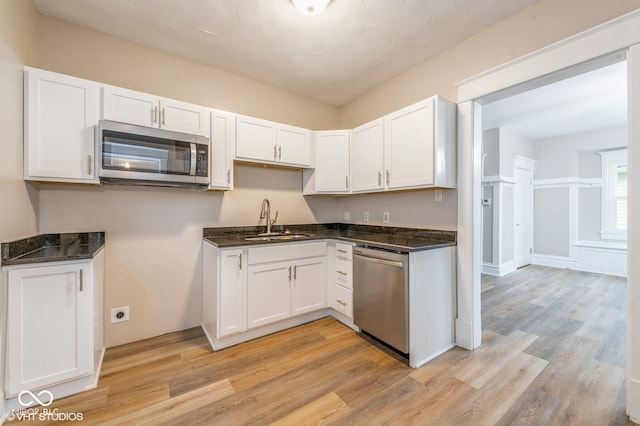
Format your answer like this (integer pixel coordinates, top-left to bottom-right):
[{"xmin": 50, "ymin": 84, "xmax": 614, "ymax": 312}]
[
  {"xmin": 303, "ymin": 130, "xmax": 350, "ymax": 195},
  {"xmin": 236, "ymin": 114, "xmax": 312, "ymax": 168},
  {"xmin": 209, "ymin": 110, "xmax": 236, "ymax": 190},
  {"xmin": 350, "ymin": 118, "xmax": 385, "ymax": 193},
  {"xmin": 102, "ymin": 86, "xmax": 210, "ymax": 137},
  {"xmin": 24, "ymin": 68, "xmax": 99, "ymax": 183},
  {"xmin": 384, "ymin": 96, "xmax": 456, "ymax": 190},
  {"xmin": 348, "ymin": 96, "xmax": 456, "ymax": 194}
]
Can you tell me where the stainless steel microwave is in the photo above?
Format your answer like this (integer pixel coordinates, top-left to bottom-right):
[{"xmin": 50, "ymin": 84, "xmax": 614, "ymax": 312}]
[{"xmin": 98, "ymin": 120, "xmax": 209, "ymax": 188}]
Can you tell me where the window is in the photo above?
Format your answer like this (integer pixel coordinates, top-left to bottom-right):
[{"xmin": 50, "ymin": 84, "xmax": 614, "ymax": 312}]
[{"xmin": 599, "ymin": 149, "xmax": 627, "ymax": 240}]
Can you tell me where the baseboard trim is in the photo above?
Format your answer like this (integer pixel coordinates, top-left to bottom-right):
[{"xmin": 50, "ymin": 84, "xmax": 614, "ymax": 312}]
[
  {"xmin": 628, "ymin": 378, "xmax": 640, "ymax": 421},
  {"xmin": 454, "ymin": 319, "xmax": 477, "ymax": 350},
  {"xmin": 482, "ymin": 261, "xmax": 516, "ymax": 277}
]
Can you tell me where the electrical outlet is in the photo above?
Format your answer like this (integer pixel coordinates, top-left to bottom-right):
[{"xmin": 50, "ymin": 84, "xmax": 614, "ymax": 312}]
[
  {"xmin": 343, "ymin": 211, "xmax": 351, "ymax": 221},
  {"xmin": 434, "ymin": 190, "xmax": 443, "ymax": 202},
  {"xmin": 363, "ymin": 212, "xmax": 369, "ymax": 222},
  {"xmin": 383, "ymin": 212, "xmax": 390, "ymax": 223},
  {"xmin": 111, "ymin": 306, "xmax": 130, "ymax": 324}
]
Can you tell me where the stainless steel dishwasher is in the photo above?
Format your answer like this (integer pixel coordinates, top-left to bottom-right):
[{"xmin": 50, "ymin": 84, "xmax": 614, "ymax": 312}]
[{"xmin": 353, "ymin": 246, "xmax": 409, "ymax": 354}]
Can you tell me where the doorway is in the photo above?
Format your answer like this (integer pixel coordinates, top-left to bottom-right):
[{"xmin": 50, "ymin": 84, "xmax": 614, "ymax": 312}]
[{"xmin": 456, "ymin": 14, "xmax": 640, "ymax": 420}]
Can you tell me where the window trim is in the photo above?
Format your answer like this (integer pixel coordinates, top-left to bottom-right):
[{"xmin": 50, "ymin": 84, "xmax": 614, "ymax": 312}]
[{"xmin": 599, "ymin": 148, "xmax": 627, "ymax": 241}]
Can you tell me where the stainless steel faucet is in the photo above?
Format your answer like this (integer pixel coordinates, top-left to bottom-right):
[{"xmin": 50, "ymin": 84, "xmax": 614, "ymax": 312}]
[{"xmin": 260, "ymin": 198, "xmax": 278, "ymax": 235}]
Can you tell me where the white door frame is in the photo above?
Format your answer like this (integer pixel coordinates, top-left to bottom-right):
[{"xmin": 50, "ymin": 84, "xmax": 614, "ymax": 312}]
[{"xmin": 456, "ymin": 8, "xmax": 640, "ymax": 420}]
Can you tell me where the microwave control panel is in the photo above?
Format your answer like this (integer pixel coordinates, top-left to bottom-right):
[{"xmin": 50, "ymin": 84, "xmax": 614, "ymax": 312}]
[{"xmin": 196, "ymin": 146, "xmax": 209, "ymax": 177}]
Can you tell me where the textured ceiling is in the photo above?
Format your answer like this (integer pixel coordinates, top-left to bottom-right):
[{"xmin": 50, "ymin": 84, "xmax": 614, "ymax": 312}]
[{"xmin": 33, "ymin": 0, "xmax": 539, "ymax": 106}]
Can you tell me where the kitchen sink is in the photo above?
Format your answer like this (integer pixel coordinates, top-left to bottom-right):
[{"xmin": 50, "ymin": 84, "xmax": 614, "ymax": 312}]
[{"xmin": 244, "ymin": 233, "xmax": 313, "ymax": 241}]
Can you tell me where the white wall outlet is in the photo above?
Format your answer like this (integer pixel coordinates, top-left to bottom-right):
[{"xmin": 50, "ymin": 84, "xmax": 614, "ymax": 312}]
[
  {"xmin": 111, "ymin": 306, "xmax": 130, "ymax": 324},
  {"xmin": 434, "ymin": 190, "xmax": 443, "ymax": 202},
  {"xmin": 363, "ymin": 212, "xmax": 369, "ymax": 222},
  {"xmin": 383, "ymin": 212, "xmax": 390, "ymax": 223},
  {"xmin": 343, "ymin": 211, "xmax": 351, "ymax": 220}
]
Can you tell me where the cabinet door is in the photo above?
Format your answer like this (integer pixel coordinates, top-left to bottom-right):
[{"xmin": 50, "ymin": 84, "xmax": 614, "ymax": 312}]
[
  {"xmin": 315, "ymin": 131, "xmax": 350, "ymax": 193},
  {"xmin": 209, "ymin": 110, "xmax": 236, "ymax": 190},
  {"xmin": 25, "ymin": 68, "xmax": 99, "ymax": 183},
  {"xmin": 6, "ymin": 263, "xmax": 92, "ymax": 396},
  {"xmin": 291, "ymin": 257, "xmax": 327, "ymax": 316},
  {"xmin": 247, "ymin": 261, "xmax": 291, "ymax": 328},
  {"xmin": 102, "ymin": 86, "xmax": 158, "ymax": 128},
  {"xmin": 350, "ymin": 119, "xmax": 384, "ymax": 192},
  {"xmin": 218, "ymin": 249, "xmax": 246, "ymax": 337},
  {"xmin": 385, "ymin": 98, "xmax": 435, "ymax": 189},
  {"xmin": 160, "ymin": 98, "xmax": 211, "ymax": 137},
  {"xmin": 236, "ymin": 115, "xmax": 277, "ymax": 163},
  {"xmin": 277, "ymin": 124, "xmax": 311, "ymax": 167}
]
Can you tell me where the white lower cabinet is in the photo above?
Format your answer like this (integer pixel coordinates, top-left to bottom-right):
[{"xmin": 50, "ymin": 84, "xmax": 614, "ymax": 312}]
[
  {"xmin": 328, "ymin": 242, "xmax": 354, "ymax": 322},
  {"xmin": 3, "ymin": 251, "xmax": 104, "ymax": 400},
  {"xmin": 290, "ymin": 257, "xmax": 326, "ymax": 316},
  {"xmin": 218, "ymin": 249, "xmax": 246, "ymax": 337},
  {"xmin": 247, "ymin": 261, "xmax": 291, "ymax": 328},
  {"xmin": 202, "ymin": 240, "xmax": 327, "ymax": 349},
  {"xmin": 247, "ymin": 242, "xmax": 326, "ymax": 328}
]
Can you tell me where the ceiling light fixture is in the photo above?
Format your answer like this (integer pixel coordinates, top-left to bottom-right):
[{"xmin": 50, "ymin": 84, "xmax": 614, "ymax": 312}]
[{"xmin": 291, "ymin": 0, "xmax": 332, "ymax": 16}]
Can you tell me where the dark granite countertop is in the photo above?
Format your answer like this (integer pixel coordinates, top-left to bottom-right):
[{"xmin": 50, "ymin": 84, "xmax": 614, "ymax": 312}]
[
  {"xmin": 203, "ymin": 224, "xmax": 456, "ymax": 252},
  {"xmin": 1, "ymin": 232, "xmax": 105, "ymax": 266}
]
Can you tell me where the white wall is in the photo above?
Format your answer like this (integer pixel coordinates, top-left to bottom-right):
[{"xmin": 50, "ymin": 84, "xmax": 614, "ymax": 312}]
[{"xmin": 0, "ymin": 1, "xmax": 39, "ymax": 243}]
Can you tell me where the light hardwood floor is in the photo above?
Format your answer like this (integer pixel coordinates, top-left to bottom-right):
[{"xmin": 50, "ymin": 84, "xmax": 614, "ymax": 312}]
[{"xmin": 7, "ymin": 265, "xmax": 631, "ymax": 425}]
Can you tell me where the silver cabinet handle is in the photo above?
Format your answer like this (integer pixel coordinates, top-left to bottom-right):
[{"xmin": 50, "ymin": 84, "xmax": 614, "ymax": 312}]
[
  {"xmin": 79, "ymin": 270, "xmax": 84, "ymax": 292},
  {"xmin": 227, "ymin": 169, "xmax": 231, "ymax": 185},
  {"xmin": 337, "ymin": 249, "xmax": 347, "ymax": 255},
  {"xmin": 337, "ymin": 270, "xmax": 347, "ymax": 276},
  {"xmin": 161, "ymin": 108, "xmax": 166, "ymax": 125},
  {"xmin": 345, "ymin": 176, "xmax": 349, "ymax": 189},
  {"xmin": 293, "ymin": 265, "xmax": 297, "ymax": 280},
  {"xmin": 288, "ymin": 265, "xmax": 292, "ymax": 281},
  {"xmin": 87, "ymin": 155, "xmax": 92, "ymax": 175},
  {"xmin": 238, "ymin": 253, "xmax": 242, "ymax": 270},
  {"xmin": 278, "ymin": 145, "xmax": 282, "ymax": 161},
  {"xmin": 153, "ymin": 106, "xmax": 158, "ymax": 124},
  {"xmin": 386, "ymin": 170, "xmax": 390, "ymax": 185},
  {"xmin": 274, "ymin": 144, "xmax": 278, "ymax": 160},
  {"xmin": 336, "ymin": 299, "xmax": 347, "ymax": 306},
  {"xmin": 378, "ymin": 171, "xmax": 382, "ymax": 186}
]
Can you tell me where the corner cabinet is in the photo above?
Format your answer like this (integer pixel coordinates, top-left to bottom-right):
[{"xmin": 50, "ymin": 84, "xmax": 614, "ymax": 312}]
[
  {"xmin": 24, "ymin": 68, "xmax": 99, "ymax": 183},
  {"xmin": 236, "ymin": 115, "xmax": 312, "ymax": 168},
  {"xmin": 102, "ymin": 86, "xmax": 211, "ymax": 137},
  {"xmin": 303, "ymin": 130, "xmax": 351, "ymax": 195},
  {"xmin": 3, "ymin": 251, "xmax": 104, "ymax": 401}
]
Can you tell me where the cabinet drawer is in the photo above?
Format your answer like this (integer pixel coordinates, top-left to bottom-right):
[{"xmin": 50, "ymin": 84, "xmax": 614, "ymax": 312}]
[
  {"xmin": 248, "ymin": 241, "xmax": 326, "ymax": 265},
  {"xmin": 335, "ymin": 258, "xmax": 352, "ymax": 289},
  {"xmin": 335, "ymin": 242, "xmax": 352, "ymax": 260},
  {"xmin": 332, "ymin": 284, "xmax": 352, "ymax": 318}
]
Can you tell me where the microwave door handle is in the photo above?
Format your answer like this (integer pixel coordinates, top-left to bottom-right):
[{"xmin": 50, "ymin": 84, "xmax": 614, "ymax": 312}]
[{"xmin": 190, "ymin": 143, "xmax": 197, "ymax": 176}]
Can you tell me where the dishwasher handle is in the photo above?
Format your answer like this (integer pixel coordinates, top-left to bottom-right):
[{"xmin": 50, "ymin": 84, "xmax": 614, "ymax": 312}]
[{"xmin": 353, "ymin": 252, "xmax": 405, "ymax": 268}]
